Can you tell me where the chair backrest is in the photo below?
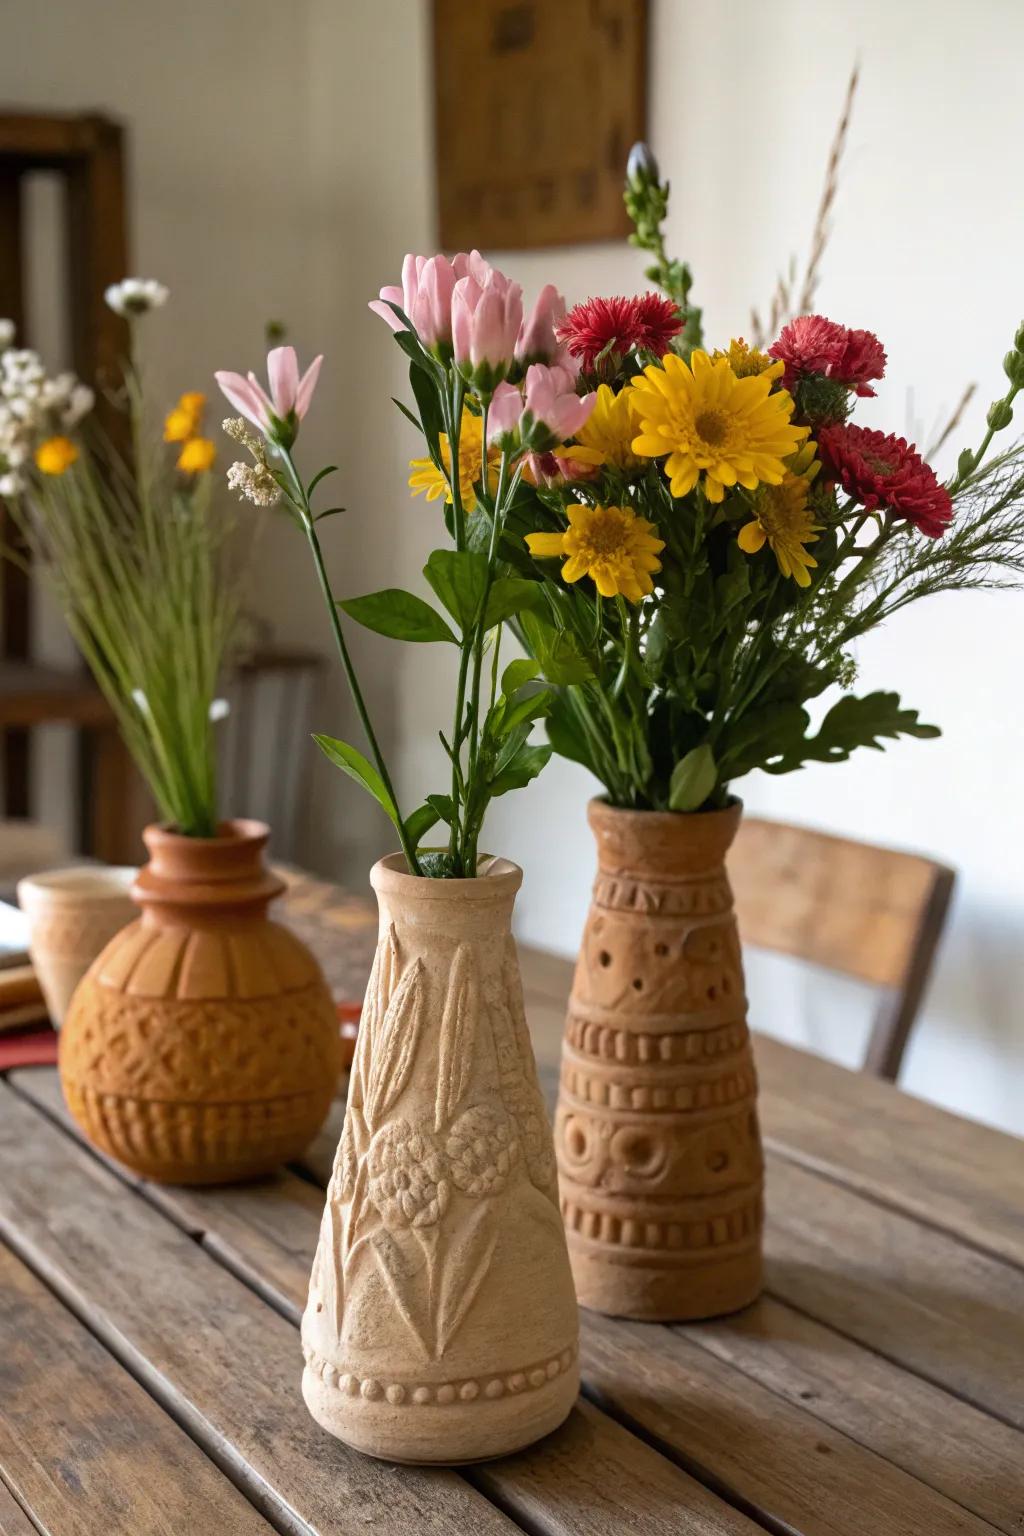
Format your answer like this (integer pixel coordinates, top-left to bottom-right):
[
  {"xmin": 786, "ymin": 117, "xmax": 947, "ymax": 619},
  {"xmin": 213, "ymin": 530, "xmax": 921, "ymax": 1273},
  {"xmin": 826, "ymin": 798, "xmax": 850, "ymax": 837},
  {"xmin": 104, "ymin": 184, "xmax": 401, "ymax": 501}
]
[{"xmin": 728, "ymin": 816, "xmax": 955, "ymax": 1081}]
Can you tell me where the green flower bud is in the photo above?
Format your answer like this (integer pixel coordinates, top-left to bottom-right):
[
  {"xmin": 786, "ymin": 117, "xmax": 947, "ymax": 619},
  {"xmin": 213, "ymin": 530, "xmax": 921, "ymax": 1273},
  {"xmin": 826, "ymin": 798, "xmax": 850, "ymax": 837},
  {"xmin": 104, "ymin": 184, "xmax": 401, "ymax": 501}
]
[
  {"xmin": 1014, "ymin": 320, "xmax": 1024, "ymax": 353},
  {"xmin": 1002, "ymin": 350, "xmax": 1024, "ymax": 387},
  {"xmin": 957, "ymin": 448, "xmax": 976, "ymax": 479},
  {"xmin": 987, "ymin": 398, "xmax": 1014, "ymax": 431}
]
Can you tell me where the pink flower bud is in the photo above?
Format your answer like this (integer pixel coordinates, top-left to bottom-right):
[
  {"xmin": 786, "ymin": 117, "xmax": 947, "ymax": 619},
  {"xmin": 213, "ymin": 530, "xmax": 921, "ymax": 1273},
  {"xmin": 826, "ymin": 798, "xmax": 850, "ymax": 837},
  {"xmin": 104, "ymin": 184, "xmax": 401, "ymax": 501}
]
[
  {"xmin": 369, "ymin": 250, "xmax": 496, "ymax": 355},
  {"xmin": 486, "ymin": 381, "xmax": 524, "ymax": 448},
  {"xmin": 516, "ymin": 284, "xmax": 567, "ymax": 365},
  {"xmin": 452, "ymin": 266, "xmax": 523, "ymax": 395},
  {"xmin": 520, "ymin": 363, "xmax": 596, "ymax": 450}
]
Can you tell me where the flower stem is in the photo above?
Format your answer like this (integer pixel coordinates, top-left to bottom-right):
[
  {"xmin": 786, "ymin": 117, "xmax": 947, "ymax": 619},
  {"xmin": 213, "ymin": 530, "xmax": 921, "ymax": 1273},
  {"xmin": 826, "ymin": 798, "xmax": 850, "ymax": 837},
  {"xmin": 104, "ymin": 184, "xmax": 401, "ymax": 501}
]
[{"xmin": 279, "ymin": 448, "xmax": 421, "ymax": 875}]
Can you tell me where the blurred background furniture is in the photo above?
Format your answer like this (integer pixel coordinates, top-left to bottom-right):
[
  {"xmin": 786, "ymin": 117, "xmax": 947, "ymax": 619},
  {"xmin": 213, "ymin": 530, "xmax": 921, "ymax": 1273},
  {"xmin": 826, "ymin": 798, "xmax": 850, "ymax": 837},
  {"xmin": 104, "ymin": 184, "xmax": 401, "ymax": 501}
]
[
  {"xmin": 729, "ymin": 816, "xmax": 956, "ymax": 1082},
  {"xmin": 0, "ymin": 111, "xmax": 137, "ymax": 861}
]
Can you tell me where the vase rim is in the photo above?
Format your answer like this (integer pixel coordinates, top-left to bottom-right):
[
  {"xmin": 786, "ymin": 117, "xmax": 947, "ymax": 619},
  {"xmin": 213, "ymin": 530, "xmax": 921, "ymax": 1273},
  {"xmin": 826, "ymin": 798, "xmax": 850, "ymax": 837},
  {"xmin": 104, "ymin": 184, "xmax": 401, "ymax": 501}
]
[
  {"xmin": 144, "ymin": 818, "xmax": 270, "ymax": 849},
  {"xmin": 588, "ymin": 796, "xmax": 743, "ymax": 828},
  {"xmin": 371, "ymin": 851, "xmax": 523, "ymax": 899}
]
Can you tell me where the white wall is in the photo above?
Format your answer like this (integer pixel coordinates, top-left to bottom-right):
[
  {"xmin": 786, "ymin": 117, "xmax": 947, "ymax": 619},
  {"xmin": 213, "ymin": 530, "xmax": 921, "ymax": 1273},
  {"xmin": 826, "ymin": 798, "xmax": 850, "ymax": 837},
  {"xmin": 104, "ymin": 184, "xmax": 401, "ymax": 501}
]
[
  {"xmin": 5, "ymin": 0, "xmax": 1023, "ymax": 1132},
  {"xmin": 384, "ymin": 0, "xmax": 1024, "ymax": 1135}
]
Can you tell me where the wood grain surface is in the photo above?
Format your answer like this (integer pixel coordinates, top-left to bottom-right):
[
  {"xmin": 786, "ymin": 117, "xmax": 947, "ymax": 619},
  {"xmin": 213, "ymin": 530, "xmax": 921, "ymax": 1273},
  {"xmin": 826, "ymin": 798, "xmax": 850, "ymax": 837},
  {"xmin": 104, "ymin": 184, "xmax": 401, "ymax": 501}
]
[{"xmin": 2, "ymin": 896, "xmax": 1021, "ymax": 1536}]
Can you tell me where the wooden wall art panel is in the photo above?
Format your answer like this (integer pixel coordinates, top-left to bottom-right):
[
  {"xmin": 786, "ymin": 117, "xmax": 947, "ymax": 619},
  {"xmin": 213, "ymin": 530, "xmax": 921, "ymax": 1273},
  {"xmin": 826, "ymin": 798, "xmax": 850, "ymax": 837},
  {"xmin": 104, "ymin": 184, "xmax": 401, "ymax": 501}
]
[{"xmin": 433, "ymin": 0, "xmax": 648, "ymax": 250}]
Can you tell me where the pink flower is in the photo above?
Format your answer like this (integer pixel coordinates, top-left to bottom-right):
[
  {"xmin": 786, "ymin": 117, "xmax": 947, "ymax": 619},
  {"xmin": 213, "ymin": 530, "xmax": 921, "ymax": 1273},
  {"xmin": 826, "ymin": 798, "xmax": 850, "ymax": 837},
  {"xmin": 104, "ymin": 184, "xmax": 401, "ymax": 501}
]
[
  {"xmin": 452, "ymin": 265, "xmax": 523, "ymax": 394},
  {"xmin": 522, "ymin": 363, "xmax": 595, "ymax": 448},
  {"xmin": 516, "ymin": 284, "xmax": 567, "ymax": 366},
  {"xmin": 486, "ymin": 381, "xmax": 524, "ymax": 447},
  {"xmin": 215, "ymin": 346, "xmax": 322, "ymax": 448},
  {"xmin": 485, "ymin": 366, "xmax": 596, "ymax": 455}
]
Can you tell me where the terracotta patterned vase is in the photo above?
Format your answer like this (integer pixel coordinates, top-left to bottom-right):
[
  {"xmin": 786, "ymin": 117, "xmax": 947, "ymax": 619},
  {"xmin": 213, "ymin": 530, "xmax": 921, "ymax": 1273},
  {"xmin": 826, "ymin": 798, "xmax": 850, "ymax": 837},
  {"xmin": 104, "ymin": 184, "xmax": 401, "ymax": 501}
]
[
  {"xmin": 59, "ymin": 820, "xmax": 340, "ymax": 1185},
  {"xmin": 302, "ymin": 855, "xmax": 578, "ymax": 1465},
  {"xmin": 554, "ymin": 799, "xmax": 764, "ymax": 1321}
]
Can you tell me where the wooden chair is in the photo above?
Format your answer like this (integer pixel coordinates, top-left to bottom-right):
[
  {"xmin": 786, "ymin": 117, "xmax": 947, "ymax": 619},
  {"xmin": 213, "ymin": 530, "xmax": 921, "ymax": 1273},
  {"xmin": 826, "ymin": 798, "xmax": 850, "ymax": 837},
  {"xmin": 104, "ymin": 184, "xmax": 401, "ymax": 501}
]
[{"xmin": 728, "ymin": 816, "xmax": 956, "ymax": 1082}]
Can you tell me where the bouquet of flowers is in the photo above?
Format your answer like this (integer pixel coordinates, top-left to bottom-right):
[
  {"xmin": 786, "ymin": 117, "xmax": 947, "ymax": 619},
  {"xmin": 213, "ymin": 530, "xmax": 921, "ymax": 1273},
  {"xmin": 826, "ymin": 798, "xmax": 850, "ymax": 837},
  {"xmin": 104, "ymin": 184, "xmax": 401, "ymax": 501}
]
[
  {"xmin": 0, "ymin": 280, "xmax": 234, "ymax": 837},
  {"xmin": 335, "ymin": 151, "xmax": 1023, "ymax": 822},
  {"xmin": 497, "ymin": 147, "xmax": 1024, "ymax": 811},
  {"xmin": 216, "ymin": 266, "xmax": 589, "ymax": 877}
]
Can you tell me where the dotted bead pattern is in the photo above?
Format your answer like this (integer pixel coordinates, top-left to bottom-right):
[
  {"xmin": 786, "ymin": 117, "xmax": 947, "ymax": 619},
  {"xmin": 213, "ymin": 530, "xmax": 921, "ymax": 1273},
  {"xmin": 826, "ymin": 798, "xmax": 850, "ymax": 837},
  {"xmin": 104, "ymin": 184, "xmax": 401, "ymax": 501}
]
[{"xmin": 303, "ymin": 1341, "xmax": 577, "ymax": 1406}]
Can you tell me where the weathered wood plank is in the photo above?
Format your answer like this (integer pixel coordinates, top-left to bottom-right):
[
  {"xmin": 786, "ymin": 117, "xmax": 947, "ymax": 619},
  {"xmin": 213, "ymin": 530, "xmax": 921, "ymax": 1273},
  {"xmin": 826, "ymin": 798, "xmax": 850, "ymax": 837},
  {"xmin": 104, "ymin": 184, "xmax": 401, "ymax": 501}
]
[
  {"xmin": 18, "ymin": 1069, "xmax": 1017, "ymax": 1535},
  {"xmin": 0, "ymin": 1085, "xmax": 518, "ymax": 1536},
  {"xmin": 756, "ymin": 1033, "xmax": 1024, "ymax": 1270},
  {"xmin": 581, "ymin": 1314, "xmax": 1006, "ymax": 1536},
  {"xmin": 0, "ymin": 1244, "xmax": 275, "ymax": 1536},
  {"xmin": 468, "ymin": 1400, "xmax": 763, "ymax": 1536},
  {"xmin": 0, "ymin": 1481, "xmax": 39, "ymax": 1536},
  {"xmin": 684, "ymin": 1295, "xmax": 1024, "ymax": 1536},
  {"xmin": 3, "ymin": 1078, "xmax": 765, "ymax": 1536},
  {"xmin": 764, "ymin": 1153, "xmax": 1024, "ymax": 1431}
]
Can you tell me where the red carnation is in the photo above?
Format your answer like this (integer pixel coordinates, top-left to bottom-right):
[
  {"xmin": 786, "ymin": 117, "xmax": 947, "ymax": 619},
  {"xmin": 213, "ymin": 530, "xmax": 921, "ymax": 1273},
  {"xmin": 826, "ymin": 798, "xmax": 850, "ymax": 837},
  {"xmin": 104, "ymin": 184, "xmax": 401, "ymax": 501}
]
[
  {"xmin": 770, "ymin": 315, "xmax": 886, "ymax": 397},
  {"xmin": 818, "ymin": 423, "xmax": 953, "ymax": 538},
  {"xmin": 557, "ymin": 292, "xmax": 682, "ymax": 374}
]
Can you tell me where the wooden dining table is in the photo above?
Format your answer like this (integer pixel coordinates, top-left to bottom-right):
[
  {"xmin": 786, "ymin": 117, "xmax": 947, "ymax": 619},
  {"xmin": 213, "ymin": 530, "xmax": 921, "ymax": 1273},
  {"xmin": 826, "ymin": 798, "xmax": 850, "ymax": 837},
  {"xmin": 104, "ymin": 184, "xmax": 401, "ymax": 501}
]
[{"xmin": 1, "ymin": 868, "xmax": 1022, "ymax": 1536}]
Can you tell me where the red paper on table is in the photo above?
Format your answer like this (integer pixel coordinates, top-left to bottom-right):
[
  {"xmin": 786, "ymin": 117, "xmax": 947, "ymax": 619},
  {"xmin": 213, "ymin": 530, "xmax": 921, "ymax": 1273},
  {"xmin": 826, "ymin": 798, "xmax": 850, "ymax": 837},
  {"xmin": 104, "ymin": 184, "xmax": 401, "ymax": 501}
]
[{"xmin": 0, "ymin": 1026, "xmax": 59, "ymax": 1070}]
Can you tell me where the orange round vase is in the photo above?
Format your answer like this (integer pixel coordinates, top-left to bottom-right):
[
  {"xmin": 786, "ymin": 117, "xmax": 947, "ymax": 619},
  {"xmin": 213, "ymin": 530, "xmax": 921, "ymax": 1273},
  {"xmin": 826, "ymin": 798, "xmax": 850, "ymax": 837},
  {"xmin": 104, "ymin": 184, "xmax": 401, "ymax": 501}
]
[
  {"xmin": 555, "ymin": 799, "xmax": 764, "ymax": 1321},
  {"xmin": 60, "ymin": 820, "xmax": 340, "ymax": 1184}
]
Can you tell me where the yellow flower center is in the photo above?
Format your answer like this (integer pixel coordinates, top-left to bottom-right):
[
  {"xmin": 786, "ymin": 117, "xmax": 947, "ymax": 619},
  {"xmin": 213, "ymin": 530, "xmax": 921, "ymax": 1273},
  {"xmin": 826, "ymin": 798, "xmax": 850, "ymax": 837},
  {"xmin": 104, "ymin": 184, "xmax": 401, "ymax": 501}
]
[
  {"xmin": 693, "ymin": 409, "xmax": 731, "ymax": 449},
  {"xmin": 575, "ymin": 506, "xmax": 635, "ymax": 558}
]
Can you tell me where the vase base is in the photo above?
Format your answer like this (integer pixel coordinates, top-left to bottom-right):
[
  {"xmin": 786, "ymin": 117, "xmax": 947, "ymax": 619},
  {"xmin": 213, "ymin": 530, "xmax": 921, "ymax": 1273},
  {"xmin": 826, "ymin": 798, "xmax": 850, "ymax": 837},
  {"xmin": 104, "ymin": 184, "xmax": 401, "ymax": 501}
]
[
  {"xmin": 302, "ymin": 1359, "xmax": 579, "ymax": 1465},
  {"xmin": 568, "ymin": 1242, "xmax": 762, "ymax": 1322}
]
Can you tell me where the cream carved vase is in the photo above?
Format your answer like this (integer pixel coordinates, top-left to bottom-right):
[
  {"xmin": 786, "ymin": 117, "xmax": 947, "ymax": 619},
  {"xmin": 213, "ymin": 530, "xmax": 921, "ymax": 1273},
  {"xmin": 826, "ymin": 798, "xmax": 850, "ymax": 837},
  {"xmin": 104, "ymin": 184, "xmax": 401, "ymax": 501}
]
[{"xmin": 302, "ymin": 855, "xmax": 579, "ymax": 1464}]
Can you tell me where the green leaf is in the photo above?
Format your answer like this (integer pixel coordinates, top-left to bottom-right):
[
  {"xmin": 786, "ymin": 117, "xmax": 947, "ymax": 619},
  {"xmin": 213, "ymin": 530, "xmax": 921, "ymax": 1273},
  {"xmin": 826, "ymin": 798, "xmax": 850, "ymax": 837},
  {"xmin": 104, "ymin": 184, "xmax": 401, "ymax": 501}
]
[
  {"xmin": 407, "ymin": 361, "xmax": 445, "ymax": 465},
  {"xmin": 313, "ymin": 506, "xmax": 346, "ymax": 522},
  {"xmin": 313, "ymin": 735, "xmax": 399, "ymax": 826},
  {"xmin": 489, "ymin": 742, "xmax": 552, "ymax": 796},
  {"xmin": 668, "ymin": 743, "xmax": 718, "ymax": 811},
  {"xmin": 481, "ymin": 575, "xmax": 542, "ymax": 630},
  {"xmin": 546, "ymin": 698, "xmax": 593, "ymax": 770},
  {"xmin": 721, "ymin": 691, "xmax": 940, "ymax": 784},
  {"xmin": 306, "ymin": 465, "xmax": 338, "ymax": 499},
  {"xmin": 338, "ymin": 588, "xmax": 457, "ymax": 644},
  {"xmin": 423, "ymin": 548, "xmax": 489, "ymax": 632},
  {"xmin": 787, "ymin": 691, "xmax": 941, "ymax": 770},
  {"xmin": 404, "ymin": 801, "xmax": 441, "ymax": 847},
  {"xmin": 426, "ymin": 792, "xmax": 455, "ymax": 826},
  {"xmin": 518, "ymin": 609, "xmax": 595, "ymax": 685},
  {"xmin": 391, "ymin": 397, "xmax": 422, "ymax": 432},
  {"xmin": 490, "ymin": 687, "xmax": 554, "ymax": 739},
  {"xmin": 501, "ymin": 658, "xmax": 539, "ymax": 696}
]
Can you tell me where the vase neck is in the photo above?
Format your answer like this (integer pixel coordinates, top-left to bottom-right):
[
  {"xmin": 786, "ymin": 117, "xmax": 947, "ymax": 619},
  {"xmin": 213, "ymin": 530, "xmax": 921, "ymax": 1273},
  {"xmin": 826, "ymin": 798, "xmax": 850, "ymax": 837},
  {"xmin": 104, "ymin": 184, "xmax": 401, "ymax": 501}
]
[
  {"xmin": 587, "ymin": 800, "xmax": 741, "ymax": 881},
  {"xmin": 133, "ymin": 819, "xmax": 283, "ymax": 928}
]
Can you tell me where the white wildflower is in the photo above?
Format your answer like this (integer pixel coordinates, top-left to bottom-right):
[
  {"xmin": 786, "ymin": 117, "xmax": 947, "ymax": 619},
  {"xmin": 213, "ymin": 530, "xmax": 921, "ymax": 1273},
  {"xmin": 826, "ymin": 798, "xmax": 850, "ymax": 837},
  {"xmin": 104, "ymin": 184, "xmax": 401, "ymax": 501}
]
[
  {"xmin": 0, "ymin": 471, "xmax": 23, "ymax": 497},
  {"xmin": 208, "ymin": 698, "xmax": 231, "ymax": 723},
  {"xmin": 227, "ymin": 459, "xmax": 279, "ymax": 508},
  {"xmin": 62, "ymin": 384, "xmax": 95, "ymax": 429},
  {"xmin": 0, "ymin": 319, "xmax": 14, "ymax": 349},
  {"xmin": 104, "ymin": 278, "xmax": 169, "ymax": 318}
]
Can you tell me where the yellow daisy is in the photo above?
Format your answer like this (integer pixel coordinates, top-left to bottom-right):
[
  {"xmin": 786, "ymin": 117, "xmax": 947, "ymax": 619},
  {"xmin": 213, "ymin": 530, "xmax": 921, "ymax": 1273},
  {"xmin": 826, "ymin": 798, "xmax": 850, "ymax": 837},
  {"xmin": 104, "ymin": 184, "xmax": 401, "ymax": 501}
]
[
  {"xmin": 526, "ymin": 503, "xmax": 665, "ymax": 603},
  {"xmin": 176, "ymin": 436, "xmax": 217, "ymax": 474},
  {"xmin": 34, "ymin": 435, "xmax": 78, "ymax": 475},
  {"xmin": 164, "ymin": 391, "xmax": 207, "ymax": 443},
  {"xmin": 569, "ymin": 383, "xmax": 641, "ymax": 472},
  {"xmin": 737, "ymin": 442, "xmax": 823, "ymax": 587},
  {"xmin": 629, "ymin": 349, "xmax": 807, "ymax": 504},
  {"xmin": 710, "ymin": 339, "xmax": 782, "ymax": 381},
  {"xmin": 408, "ymin": 408, "xmax": 499, "ymax": 512}
]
